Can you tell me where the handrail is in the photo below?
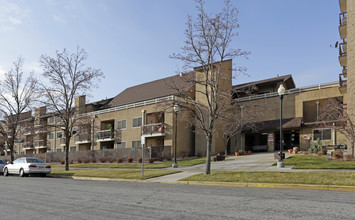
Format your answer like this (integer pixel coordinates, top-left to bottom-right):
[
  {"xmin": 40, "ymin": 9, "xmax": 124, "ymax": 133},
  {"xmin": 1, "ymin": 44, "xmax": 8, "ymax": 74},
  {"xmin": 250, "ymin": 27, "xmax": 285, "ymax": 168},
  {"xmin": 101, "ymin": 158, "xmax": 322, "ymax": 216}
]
[{"xmin": 235, "ymin": 82, "xmax": 339, "ymax": 102}]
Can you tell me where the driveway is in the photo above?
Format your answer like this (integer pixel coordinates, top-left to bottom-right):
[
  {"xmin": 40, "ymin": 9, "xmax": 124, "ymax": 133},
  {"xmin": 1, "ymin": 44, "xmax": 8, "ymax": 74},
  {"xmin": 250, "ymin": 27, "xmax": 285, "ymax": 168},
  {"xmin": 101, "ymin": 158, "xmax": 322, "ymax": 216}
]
[{"xmin": 148, "ymin": 152, "xmax": 286, "ymax": 182}]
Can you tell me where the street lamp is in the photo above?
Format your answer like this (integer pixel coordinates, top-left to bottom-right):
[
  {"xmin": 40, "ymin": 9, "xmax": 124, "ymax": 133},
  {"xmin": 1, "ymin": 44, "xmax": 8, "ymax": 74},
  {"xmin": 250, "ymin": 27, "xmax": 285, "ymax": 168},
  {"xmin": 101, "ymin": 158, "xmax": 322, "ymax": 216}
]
[
  {"xmin": 277, "ymin": 84, "xmax": 286, "ymax": 168},
  {"xmin": 172, "ymin": 104, "xmax": 180, "ymax": 168}
]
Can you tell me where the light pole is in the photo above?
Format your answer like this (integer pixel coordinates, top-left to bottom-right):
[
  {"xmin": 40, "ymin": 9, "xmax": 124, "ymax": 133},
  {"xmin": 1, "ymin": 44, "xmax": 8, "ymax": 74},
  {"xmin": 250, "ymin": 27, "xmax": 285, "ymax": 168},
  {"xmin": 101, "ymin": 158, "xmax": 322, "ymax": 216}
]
[
  {"xmin": 277, "ymin": 84, "xmax": 285, "ymax": 168},
  {"xmin": 172, "ymin": 104, "xmax": 179, "ymax": 168}
]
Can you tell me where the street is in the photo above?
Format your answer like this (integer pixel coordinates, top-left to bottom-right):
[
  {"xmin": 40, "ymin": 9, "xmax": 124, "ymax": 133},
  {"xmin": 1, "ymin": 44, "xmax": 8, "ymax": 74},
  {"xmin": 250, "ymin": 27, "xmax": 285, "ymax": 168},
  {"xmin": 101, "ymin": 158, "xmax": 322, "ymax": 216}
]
[{"xmin": 0, "ymin": 176, "xmax": 355, "ymax": 220}]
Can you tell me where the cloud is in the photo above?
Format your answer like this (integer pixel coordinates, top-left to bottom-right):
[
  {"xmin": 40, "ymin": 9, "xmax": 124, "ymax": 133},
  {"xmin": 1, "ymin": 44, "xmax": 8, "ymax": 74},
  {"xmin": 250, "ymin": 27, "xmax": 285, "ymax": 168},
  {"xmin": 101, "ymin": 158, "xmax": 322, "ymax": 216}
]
[
  {"xmin": 52, "ymin": 15, "xmax": 66, "ymax": 24},
  {"xmin": 0, "ymin": 1, "xmax": 29, "ymax": 31}
]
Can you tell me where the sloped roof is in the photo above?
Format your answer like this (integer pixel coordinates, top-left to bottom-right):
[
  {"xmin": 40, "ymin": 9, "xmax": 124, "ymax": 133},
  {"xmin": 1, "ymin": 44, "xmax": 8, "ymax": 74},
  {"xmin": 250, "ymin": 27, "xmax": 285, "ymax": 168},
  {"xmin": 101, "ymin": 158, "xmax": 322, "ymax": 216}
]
[
  {"xmin": 233, "ymin": 74, "xmax": 295, "ymax": 91},
  {"xmin": 101, "ymin": 72, "xmax": 195, "ymax": 109}
]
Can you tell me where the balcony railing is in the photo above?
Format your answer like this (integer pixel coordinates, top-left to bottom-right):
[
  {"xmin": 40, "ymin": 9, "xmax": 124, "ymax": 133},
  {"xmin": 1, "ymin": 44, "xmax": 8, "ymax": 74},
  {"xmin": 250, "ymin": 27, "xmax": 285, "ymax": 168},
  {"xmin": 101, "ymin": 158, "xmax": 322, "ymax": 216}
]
[
  {"xmin": 339, "ymin": 12, "xmax": 347, "ymax": 39},
  {"xmin": 96, "ymin": 130, "xmax": 114, "ymax": 141},
  {"xmin": 34, "ymin": 125, "xmax": 47, "ymax": 134},
  {"xmin": 75, "ymin": 134, "xmax": 91, "ymax": 143},
  {"xmin": 141, "ymin": 123, "xmax": 165, "ymax": 136},
  {"xmin": 23, "ymin": 142, "xmax": 33, "ymax": 150},
  {"xmin": 339, "ymin": 73, "xmax": 347, "ymax": 87},
  {"xmin": 34, "ymin": 140, "xmax": 48, "ymax": 148}
]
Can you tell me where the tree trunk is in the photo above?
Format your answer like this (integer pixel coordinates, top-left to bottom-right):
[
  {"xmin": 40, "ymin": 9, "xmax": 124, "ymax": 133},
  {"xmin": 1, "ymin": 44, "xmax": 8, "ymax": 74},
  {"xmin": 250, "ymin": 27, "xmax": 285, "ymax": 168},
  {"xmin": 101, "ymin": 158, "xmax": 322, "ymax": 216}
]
[
  {"xmin": 205, "ymin": 134, "xmax": 212, "ymax": 175},
  {"xmin": 65, "ymin": 135, "xmax": 70, "ymax": 171},
  {"xmin": 10, "ymin": 145, "xmax": 14, "ymax": 162}
]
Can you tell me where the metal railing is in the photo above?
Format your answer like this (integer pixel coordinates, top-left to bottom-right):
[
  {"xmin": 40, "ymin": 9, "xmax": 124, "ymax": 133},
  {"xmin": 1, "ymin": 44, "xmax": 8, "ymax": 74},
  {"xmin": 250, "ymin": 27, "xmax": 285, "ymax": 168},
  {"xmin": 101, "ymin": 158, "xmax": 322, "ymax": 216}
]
[
  {"xmin": 75, "ymin": 134, "xmax": 91, "ymax": 143},
  {"xmin": 96, "ymin": 130, "xmax": 114, "ymax": 140},
  {"xmin": 339, "ymin": 12, "xmax": 347, "ymax": 26},
  {"xmin": 141, "ymin": 123, "xmax": 165, "ymax": 135},
  {"xmin": 234, "ymin": 82, "xmax": 339, "ymax": 102},
  {"xmin": 339, "ymin": 73, "xmax": 347, "ymax": 87},
  {"xmin": 79, "ymin": 95, "xmax": 174, "ymax": 118}
]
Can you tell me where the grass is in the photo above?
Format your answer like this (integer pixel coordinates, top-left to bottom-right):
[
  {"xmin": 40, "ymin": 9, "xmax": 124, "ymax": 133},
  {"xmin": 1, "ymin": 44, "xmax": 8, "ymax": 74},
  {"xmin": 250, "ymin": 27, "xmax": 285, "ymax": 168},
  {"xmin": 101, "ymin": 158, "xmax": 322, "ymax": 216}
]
[
  {"xmin": 284, "ymin": 155, "xmax": 355, "ymax": 169},
  {"xmin": 182, "ymin": 171, "xmax": 355, "ymax": 186},
  {"xmin": 51, "ymin": 169, "xmax": 180, "ymax": 180},
  {"xmin": 51, "ymin": 157, "xmax": 207, "ymax": 169}
]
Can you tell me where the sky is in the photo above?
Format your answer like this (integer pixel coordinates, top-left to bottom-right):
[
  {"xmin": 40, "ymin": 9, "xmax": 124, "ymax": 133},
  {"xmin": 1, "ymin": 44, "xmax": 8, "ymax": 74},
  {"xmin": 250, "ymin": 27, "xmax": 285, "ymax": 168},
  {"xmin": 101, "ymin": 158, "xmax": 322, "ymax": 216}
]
[{"xmin": 0, "ymin": 0, "xmax": 341, "ymax": 103}]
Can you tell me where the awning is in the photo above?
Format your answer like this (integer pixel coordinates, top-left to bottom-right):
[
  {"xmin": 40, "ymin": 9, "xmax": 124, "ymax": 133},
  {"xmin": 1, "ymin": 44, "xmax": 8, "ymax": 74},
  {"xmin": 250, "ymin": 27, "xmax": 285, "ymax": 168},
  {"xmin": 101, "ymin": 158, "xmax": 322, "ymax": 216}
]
[{"xmin": 253, "ymin": 117, "xmax": 302, "ymax": 131}]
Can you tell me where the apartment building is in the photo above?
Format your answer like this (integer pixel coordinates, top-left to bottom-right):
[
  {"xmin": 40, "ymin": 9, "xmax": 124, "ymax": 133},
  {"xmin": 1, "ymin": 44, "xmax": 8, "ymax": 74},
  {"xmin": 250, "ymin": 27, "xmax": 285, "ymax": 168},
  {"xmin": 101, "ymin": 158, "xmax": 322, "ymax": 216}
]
[{"xmin": 229, "ymin": 75, "xmax": 347, "ymax": 153}]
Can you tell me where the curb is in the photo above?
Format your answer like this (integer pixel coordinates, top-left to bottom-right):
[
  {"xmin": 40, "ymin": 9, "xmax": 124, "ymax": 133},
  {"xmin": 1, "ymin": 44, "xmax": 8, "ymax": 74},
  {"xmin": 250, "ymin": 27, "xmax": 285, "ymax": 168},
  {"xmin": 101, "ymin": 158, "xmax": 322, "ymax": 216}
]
[
  {"xmin": 177, "ymin": 181, "xmax": 355, "ymax": 191},
  {"xmin": 51, "ymin": 175, "xmax": 355, "ymax": 191}
]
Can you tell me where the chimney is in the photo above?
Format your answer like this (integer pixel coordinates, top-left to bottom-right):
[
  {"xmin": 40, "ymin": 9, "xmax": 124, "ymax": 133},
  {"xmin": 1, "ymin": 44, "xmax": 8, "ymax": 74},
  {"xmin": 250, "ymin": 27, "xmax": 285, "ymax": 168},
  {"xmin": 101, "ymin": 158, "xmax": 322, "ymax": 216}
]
[{"xmin": 75, "ymin": 95, "xmax": 86, "ymax": 114}]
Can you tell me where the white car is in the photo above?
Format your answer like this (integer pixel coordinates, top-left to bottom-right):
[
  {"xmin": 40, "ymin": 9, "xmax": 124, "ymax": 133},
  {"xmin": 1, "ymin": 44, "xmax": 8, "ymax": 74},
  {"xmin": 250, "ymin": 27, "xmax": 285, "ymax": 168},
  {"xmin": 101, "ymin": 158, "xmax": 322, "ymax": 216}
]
[
  {"xmin": 0, "ymin": 159, "xmax": 6, "ymax": 174},
  {"xmin": 3, "ymin": 157, "xmax": 51, "ymax": 177}
]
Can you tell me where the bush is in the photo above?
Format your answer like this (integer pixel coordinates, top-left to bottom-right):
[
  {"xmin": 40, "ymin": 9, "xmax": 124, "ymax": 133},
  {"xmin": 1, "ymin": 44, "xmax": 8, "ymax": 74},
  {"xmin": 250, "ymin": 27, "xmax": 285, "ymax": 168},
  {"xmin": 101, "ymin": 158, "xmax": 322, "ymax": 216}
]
[
  {"xmin": 83, "ymin": 158, "xmax": 89, "ymax": 163},
  {"xmin": 91, "ymin": 157, "xmax": 96, "ymax": 163},
  {"xmin": 99, "ymin": 158, "xmax": 106, "ymax": 163},
  {"xmin": 333, "ymin": 150, "xmax": 344, "ymax": 160},
  {"xmin": 117, "ymin": 158, "xmax": 123, "ymax": 163},
  {"xmin": 148, "ymin": 158, "xmax": 155, "ymax": 163},
  {"xmin": 127, "ymin": 157, "xmax": 133, "ymax": 163},
  {"xmin": 346, "ymin": 154, "xmax": 354, "ymax": 161},
  {"xmin": 317, "ymin": 151, "xmax": 323, "ymax": 156},
  {"xmin": 303, "ymin": 151, "xmax": 309, "ymax": 155},
  {"xmin": 60, "ymin": 160, "xmax": 65, "ymax": 165},
  {"xmin": 69, "ymin": 160, "xmax": 73, "ymax": 164},
  {"xmin": 322, "ymin": 148, "xmax": 328, "ymax": 155},
  {"xmin": 108, "ymin": 157, "xmax": 114, "ymax": 163},
  {"xmin": 77, "ymin": 158, "xmax": 82, "ymax": 163},
  {"xmin": 137, "ymin": 157, "xmax": 142, "ymax": 163}
]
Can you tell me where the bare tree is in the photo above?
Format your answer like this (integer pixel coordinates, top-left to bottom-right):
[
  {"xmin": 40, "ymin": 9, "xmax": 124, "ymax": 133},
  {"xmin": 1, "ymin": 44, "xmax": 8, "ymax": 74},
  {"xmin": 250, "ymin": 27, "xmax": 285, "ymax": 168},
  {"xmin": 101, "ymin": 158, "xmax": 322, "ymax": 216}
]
[
  {"xmin": 40, "ymin": 47, "xmax": 104, "ymax": 171},
  {"xmin": 320, "ymin": 98, "xmax": 355, "ymax": 156},
  {"xmin": 170, "ymin": 0, "xmax": 249, "ymax": 174},
  {"xmin": 0, "ymin": 57, "xmax": 38, "ymax": 161},
  {"xmin": 220, "ymin": 101, "xmax": 265, "ymax": 155}
]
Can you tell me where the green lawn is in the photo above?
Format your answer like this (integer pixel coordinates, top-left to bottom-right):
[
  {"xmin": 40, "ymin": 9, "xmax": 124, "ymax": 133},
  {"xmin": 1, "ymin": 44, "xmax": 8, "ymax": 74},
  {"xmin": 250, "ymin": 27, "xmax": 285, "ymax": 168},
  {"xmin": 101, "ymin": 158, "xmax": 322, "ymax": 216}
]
[
  {"xmin": 182, "ymin": 171, "xmax": 355, "ymax": 186},
  {"xmin": 284, "ymin": 155, "xmax": 355, "ymax": 169},
  {"xmin": 51, "ymin": 169, "xmax": 180, "ymax": 180},
  {"xmin": 51, "ymin": 157, "xmax": 207, "ymax": 169}
]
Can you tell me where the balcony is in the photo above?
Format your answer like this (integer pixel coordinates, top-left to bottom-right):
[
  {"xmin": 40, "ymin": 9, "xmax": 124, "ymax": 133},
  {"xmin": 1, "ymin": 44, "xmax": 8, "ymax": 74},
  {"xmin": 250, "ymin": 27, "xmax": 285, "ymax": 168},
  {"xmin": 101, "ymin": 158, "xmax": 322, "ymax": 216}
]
[
  {"xmin": 75, "ymin": 134, "xmax": 91, "ymax": 144},
  {"xmin": 339, "ymin": 42, "xmax": 347, "ymax": 67},
  {"xmin": 96, "ymin": 130, "xmax": 114, "ymax": 142},
  {"xmin": 339, "ymin": 0, "xmax": 347, "ymax": 13},
  {"xmin": 339, "ymin": 73, "xmax": 347, "ymax": 94},
  {"xmin": 34, "ymin": 140, "xmax": 48, "ymax": 149},
  {"xmin": 141, "ymin": 123, "xmax": 165, "ymax": 137},
  {"xmin": 23, "ymin": 142, "xmax": 33, "ymax": 150},
  {"xmin": 59, "ymin": 138, "xmax": 66, "ymax": 146},
  {"xmin": 34, "ymin": 125, "xmax": 47, "ymax": 134},
  {"xmin": 339, "ymin": 12, "xmax": 347, "ymax": 39}
]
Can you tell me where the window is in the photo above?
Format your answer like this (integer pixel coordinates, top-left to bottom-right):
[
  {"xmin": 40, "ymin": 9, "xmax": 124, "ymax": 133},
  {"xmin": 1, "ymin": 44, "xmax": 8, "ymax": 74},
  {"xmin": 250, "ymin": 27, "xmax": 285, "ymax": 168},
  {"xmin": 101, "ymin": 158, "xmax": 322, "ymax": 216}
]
[
  {"xmin": 56, "ymin": 148, "xmax": 62, "ymax": 152},
  {"xmin": 70, "ymin": 146, "xmax": 76, "ymax": 152},
  {"xmin": 57, "ymin": 117, "xmax": 63, "ymax": 123},
  {"xmin": 117, "ymin": 142, "xmax": 126, "ymax": 148},
  {"xmin": 57, "ymin": 132, "xmax": 63, "ymax": 139},
  {"xmin": 48, "ymin": 117, "xmax": 55, "ymax": 124},
  {"xmin": 132, "ymin": 140, "xmax": 141, "ymax": 148},
  {"xmin": 48, "ymin": 132, "xmax": 54, "ymax": 140},
  {"xmin": 313, "ymin": 129, "xmax": 332, "ymax": 141},
  {"xmin": 132, "ymin": 117, "xmax": 142, "ymax": 128},
  {"xmin": 117, "ymin": 120, "xmax": 127, "ymax": 130}
]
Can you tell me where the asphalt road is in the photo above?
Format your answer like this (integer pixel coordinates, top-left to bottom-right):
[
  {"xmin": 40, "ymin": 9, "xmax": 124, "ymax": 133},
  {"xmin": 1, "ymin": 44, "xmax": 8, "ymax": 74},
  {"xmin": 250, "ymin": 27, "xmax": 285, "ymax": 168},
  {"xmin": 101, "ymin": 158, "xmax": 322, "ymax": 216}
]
[{"xmin": 1, "ymin": 176, "xmax": 355, "ymax": 220}]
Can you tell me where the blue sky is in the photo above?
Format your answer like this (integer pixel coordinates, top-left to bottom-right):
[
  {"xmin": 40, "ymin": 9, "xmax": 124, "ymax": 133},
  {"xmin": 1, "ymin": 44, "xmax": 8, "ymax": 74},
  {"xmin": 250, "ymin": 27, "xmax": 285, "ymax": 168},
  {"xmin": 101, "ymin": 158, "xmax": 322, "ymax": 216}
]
[{"xmin": 0, "ymin": 0, "xmax": 341, "ymax": 102}]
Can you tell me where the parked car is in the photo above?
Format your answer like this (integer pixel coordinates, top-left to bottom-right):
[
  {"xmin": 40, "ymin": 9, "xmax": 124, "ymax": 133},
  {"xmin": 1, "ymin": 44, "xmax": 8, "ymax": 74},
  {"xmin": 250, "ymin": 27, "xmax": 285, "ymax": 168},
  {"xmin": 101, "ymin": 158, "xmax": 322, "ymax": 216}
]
[
  {"xmin": 3, "ymin": 157, "xmax": 51, "ymax": 177},
  {"xmin": 0, "ymin": 159, "xmax": 7, "ymax": 174}
]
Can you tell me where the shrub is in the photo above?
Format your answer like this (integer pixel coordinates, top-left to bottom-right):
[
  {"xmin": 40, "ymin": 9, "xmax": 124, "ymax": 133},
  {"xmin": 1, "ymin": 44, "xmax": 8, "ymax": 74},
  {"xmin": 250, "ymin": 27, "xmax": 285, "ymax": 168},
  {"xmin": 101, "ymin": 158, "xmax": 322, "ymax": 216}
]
[
  {"xmin": 83, "ymin": 158, "xmax": 89, "ymax": 163},
  {"xmin": 196, "ymin": 152, "xmax": 202, "ymax": 158},
  {"xmin": 333, "ymin": 150, "xmax": 344, "ymax": 160},
  {"xmin": 117, "ymin": 158, "xmax": 123, "ymax": 163},
  {"xmin": 137, "ymin": 157, "xmax": 142, "ymax": 163},
  {"xmin": 69, "ymin": 160, "xmax": 73, "ymax": 164},
  {"xmin": 148, "ymin": 158, "xmax": 155, "ymax": 163},
  {"xmin": 322, "ymin": 148, "xmax": 328, "ymax": 155},
  {"xmin": 108, "ymin": 157, "xmax": 114, "ymax": 163},
  {"xmin": 317, "ymin": 151, "xmax": 323, "ymax": 156},
  {"xmin": 180, "ymin": 151, "xmax": 187, "ymax": 159},
  {"xmin": 127, "ymin": 157, "xmax": 133, "ymax": 163},
  {"xmin": 77, "ymin": 158, "xmax": 82, "ymax": 163},
  {"xmin": 60, "ymin": 160, "xmax": 65, "ymax": 165},
  {"xmin": 91, "ymin": 157, "xmax": 96, "ymax": 163},
  {"xmin": 346, "ymin": 154, "xmax": 354, "ymax": 161},
  {"xmin": 99, "ymin": 158, "xmax": 106, "ymax": 163},
  {"xmin": 303, "ymin": 151, "xmax": 309, "ymax": 155}
]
